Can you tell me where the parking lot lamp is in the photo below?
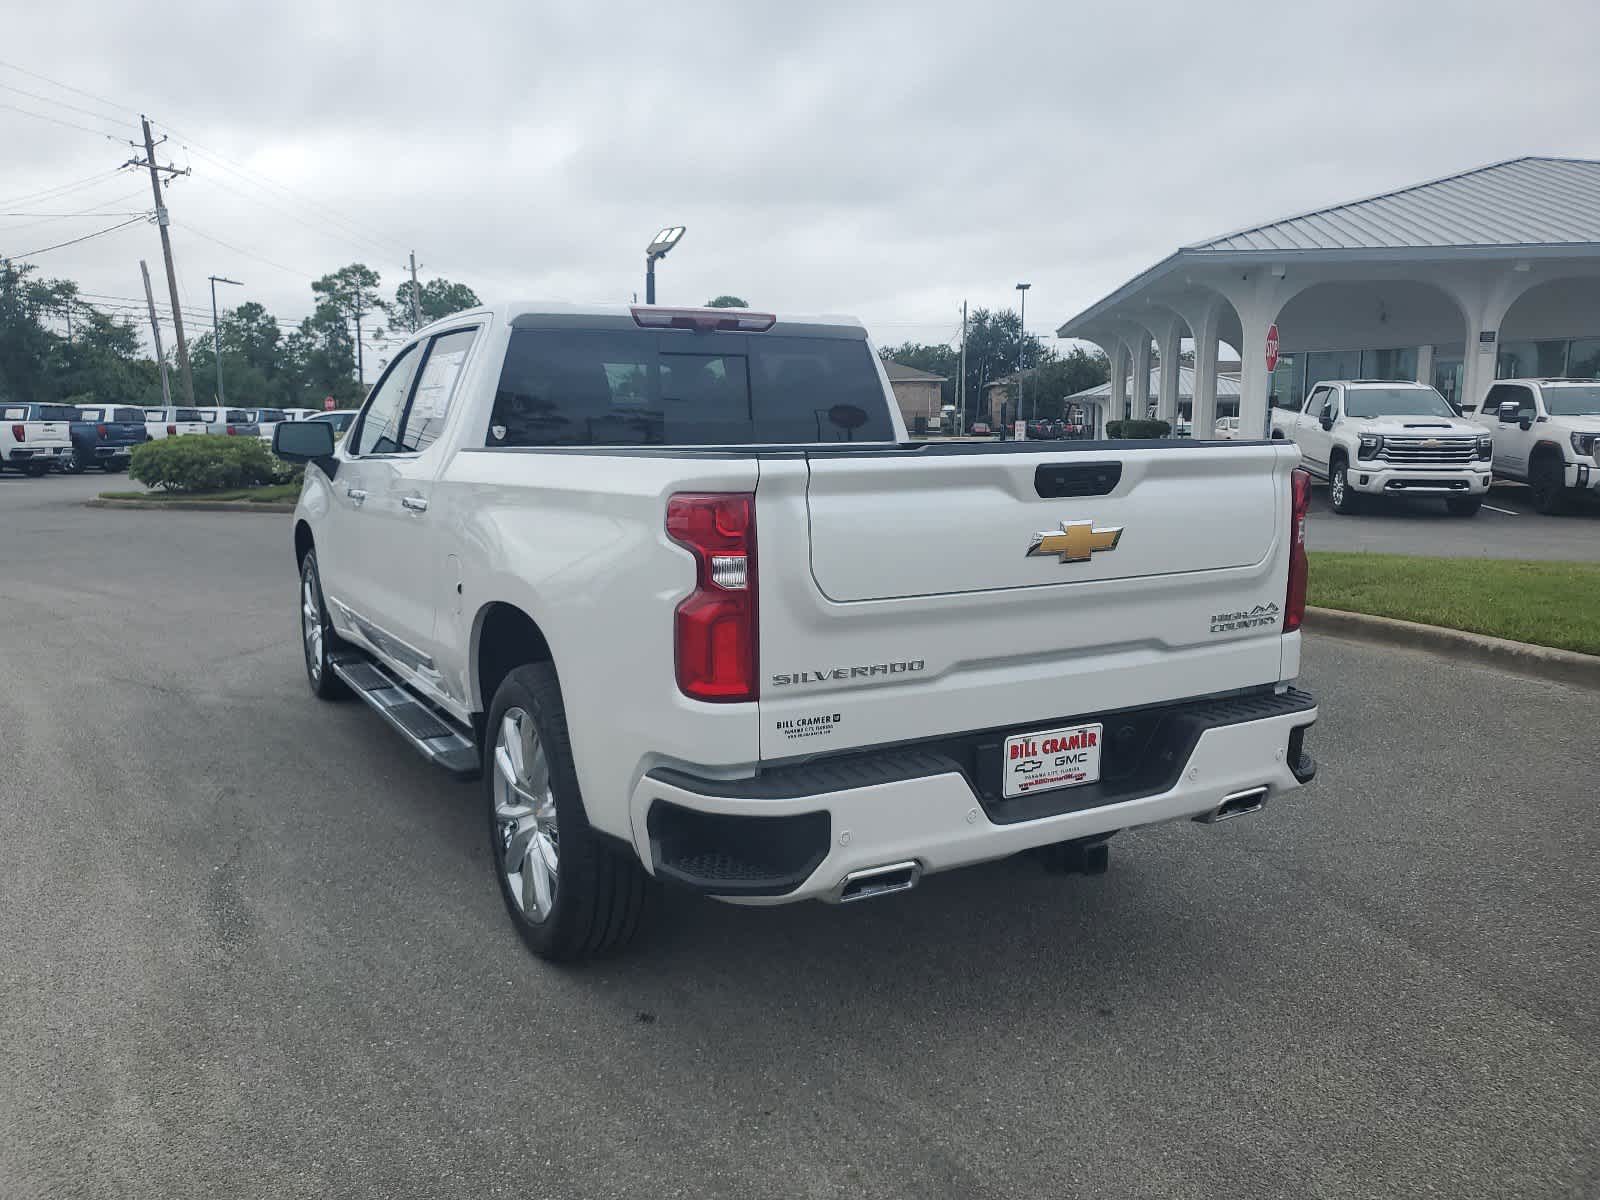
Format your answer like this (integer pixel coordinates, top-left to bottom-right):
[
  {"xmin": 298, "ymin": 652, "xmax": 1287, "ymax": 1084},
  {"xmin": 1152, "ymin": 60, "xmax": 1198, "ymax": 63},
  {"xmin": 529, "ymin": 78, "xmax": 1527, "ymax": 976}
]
[
  {"xmin": 208, "ymin": 275, "xmax": 242, "ymax": 404},
  {"xmin": 645, "ymin": 226, "xmax": 686, "ymax": 305},
  {"xmin": 1016, "ymin": 282, "xmax": 1031, "ymax": 420}
]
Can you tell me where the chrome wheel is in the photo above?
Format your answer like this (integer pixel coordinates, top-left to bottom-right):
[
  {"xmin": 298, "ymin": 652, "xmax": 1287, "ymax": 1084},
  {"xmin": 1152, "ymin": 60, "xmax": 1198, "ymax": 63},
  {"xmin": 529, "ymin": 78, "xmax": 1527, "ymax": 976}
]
[
  {"xmin": 494, "ymin": 708, "xmax": 559, "ymax": 921},
  {"xmin": 302, "ymin": 574, "xmax": 324, "ymax": 682},
  {"xmin": 1330, "ymin": 468, "xmax": 1346, "ymax": 508}
]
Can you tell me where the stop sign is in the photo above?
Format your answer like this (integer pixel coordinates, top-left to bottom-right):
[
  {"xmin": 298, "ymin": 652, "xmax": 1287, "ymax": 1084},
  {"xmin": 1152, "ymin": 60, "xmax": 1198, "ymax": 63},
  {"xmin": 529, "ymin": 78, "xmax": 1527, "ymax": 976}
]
[
  {"xmin": 1265, "ymin": 324, "xmax": 1280, "ymax": 374},
  {"xmin": 323, "ymin": 395, "xmax": 336, "ymax": 411}
]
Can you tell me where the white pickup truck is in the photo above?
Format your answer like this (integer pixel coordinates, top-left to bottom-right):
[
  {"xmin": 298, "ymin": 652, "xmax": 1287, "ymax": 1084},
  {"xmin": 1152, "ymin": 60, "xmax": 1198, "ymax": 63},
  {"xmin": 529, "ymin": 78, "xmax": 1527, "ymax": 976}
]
[
  {"xmin": 144, "ymin": 407, "xmax": 210, "ymax": 440},
  {"xmin": 1471, "ymin": 378, "xmax": 1600, "ymax": 513},
  {"xmin": 0, "ymin": 402, "xmax": 75, "ymax": 476},
  {"xmin": 274, "ymin": 303, "xmax": 1320, "ymax": 961},
  {"xmin": 1270, "ymin": 380, "xmax": 1492, "ymax": 515}
]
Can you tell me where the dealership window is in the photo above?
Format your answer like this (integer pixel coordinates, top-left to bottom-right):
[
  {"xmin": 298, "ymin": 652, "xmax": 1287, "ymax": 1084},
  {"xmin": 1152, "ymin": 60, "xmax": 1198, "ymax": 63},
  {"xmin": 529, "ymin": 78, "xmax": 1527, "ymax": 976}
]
[
  {"xmin": 1567, "ymin": 338, "xmax": 1600, "ymax": 379},
  {"xmin": 1361, "ymin": 347, "xmax": 1417, "ymax": 381},
  {"xmin": 1268, "ymin": 353, "xmax": 1299, "ymax": 409},
  {"xmin": 1497, "ymin": 339, "xmax": 1567, "ymax": 379}
]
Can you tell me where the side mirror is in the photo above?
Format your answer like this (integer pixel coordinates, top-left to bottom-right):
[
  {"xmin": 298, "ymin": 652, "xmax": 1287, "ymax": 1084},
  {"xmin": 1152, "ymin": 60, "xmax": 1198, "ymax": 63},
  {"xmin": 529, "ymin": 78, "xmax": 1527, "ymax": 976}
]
[
  {"xmin": 1497, "ymin": 401, "xmax": 1521, "ymax": 424},
  {"xmin": 1520, "ymin": 416, "xmax": 1533, "ymax": 432},
  {"xmin": 1319, "ymin": 414, "xmax": 1334, "ymax": 431},
  {"xmin": 273, "ymin": 419, "xmax": 336, "ymax": 464}
]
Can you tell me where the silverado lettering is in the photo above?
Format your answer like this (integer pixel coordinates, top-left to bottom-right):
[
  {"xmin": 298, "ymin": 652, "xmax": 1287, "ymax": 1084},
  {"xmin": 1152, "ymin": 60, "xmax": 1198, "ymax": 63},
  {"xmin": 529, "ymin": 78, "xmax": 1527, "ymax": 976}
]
[{"xmin": 771, "ymin": 660, "xmax": 925, "ymax": 686}]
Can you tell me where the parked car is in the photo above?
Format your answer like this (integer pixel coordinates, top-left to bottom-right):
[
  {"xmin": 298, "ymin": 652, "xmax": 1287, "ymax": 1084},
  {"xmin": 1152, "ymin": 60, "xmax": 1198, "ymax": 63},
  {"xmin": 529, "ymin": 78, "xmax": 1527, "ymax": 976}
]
[
  {"xmin": 63, "ymin": 404, "xmax": 150, "ymax": 473},
  {"xmin": 1270, "ymin": 380, "xmax": 1490, "ymax": 516},
  {"xmin": 0, "ymin": 401, "xmax": 75, "ymax": 475},
  {"xmin": 281, "ymin": 408, "xmax": 321, "ymax": 423},
  {"xmin": 274, "ymin": 302, "xmax": 1319, "ymax": 961},
  {"xmin": 969, "ymin": 420, "xmax": 993, "ymax": 436},
  {"xmin": 1025, "ymin": 419, "xmax": 1059, "ymax": 440},
  {"xmin": 1469, "ymin": 378, "xmax": 1600, "ymax": 513},
  {"xmin": 246, "ymin": 408, "xmax": 290, "ymax": 445},
  {"xmin": 305, "ymin": 409, "xmax": 358, "ymax": 435},
  {"xmin": 144, "ymin": 407, "xmax": 209, "ymax": 440},
  {"xmin": 192, "ymin": 407, "xmax": 261, "ymax": 438},
  {"xmin": 1214, "ymin": 416, "xmax": 1241, "ymax": 440}
]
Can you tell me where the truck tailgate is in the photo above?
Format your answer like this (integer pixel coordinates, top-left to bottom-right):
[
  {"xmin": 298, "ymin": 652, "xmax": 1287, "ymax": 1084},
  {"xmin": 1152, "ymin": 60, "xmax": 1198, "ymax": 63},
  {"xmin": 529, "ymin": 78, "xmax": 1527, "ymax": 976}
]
[{"xmin": 755, "ymin": 442, "xmax": 1301, "ymax": 761}]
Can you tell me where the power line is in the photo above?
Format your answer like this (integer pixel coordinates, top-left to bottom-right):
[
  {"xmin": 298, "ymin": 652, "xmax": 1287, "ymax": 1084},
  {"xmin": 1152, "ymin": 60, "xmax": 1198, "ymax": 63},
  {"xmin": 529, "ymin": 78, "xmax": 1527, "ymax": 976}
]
[
  {"xmin": 0, "ymin": 59, "xmax": 134, "ymax": 124},
  {"xmin": 6, "ymin": 215, "xmax": 148, "ymax": 260},
  {"xmin": 0, "ymin": 167, "xmax": 131, "ymax": 209},
  {"xmin": 0, "ymin": 100, "xmax": 126, "ymax": 142},
  {"xmin": 181, "ymin": 220, "xmax": 314, "ymax": 279},
  {"xmin": 0, "ymin": 81, "xmax": 129, "ymax": 133}
]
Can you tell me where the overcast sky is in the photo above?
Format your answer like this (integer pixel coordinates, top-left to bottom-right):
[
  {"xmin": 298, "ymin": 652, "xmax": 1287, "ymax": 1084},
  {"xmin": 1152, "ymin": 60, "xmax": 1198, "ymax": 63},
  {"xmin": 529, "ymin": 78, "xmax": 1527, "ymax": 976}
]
[{"xmin": 5, "ymin": 0, "xmax": 1599, "ymax": 375}]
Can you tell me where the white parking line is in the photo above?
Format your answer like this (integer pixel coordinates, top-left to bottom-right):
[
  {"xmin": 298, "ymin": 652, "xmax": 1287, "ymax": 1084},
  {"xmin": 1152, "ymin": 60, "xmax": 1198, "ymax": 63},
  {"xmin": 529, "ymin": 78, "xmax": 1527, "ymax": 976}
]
[{"xmin": 1483, "ymin": 504, "xmax": 1520, "ymax": 515}]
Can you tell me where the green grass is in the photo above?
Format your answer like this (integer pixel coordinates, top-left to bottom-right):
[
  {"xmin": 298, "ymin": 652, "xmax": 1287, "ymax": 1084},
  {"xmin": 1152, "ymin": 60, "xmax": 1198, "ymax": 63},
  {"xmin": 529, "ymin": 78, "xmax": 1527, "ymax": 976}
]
[
  {"xmin": 1309, "ymin": 551, "xmax": 1600, "ymax": 655},
  {"xmin": 99, "ymin": 483, "xmax": 301, "ymax": 504}
]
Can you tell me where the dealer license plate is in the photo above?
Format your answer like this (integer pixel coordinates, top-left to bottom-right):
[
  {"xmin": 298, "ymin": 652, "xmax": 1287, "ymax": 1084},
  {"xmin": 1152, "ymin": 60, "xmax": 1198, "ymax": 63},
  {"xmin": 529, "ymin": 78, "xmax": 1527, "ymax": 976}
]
[{"xmin": 1002, "ymin": 722, "xmax": 1103, "ymax": 799}]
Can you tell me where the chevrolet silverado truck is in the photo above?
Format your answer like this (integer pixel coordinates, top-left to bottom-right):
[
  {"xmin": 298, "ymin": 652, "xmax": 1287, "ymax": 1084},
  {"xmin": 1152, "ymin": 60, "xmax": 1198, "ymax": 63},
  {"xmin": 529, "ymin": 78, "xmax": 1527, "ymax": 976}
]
[
  {"xmin": 0, "ymin": 402, "xmax": 76, "ymax": 475},
  {"xmin": 274, "ymin": 303, "xmax": 1320, "ymax": 961},
  {"xmin": 62, "ymin": 404, "xmax": 150, "ymax": 473},
  {"xmin": 1471, "ymin": 378, "xmax": 1600, "ymax": 513},
  {"xmin": 1271, "ymin": 379, "xmax": 1491, "ymax": 515}
]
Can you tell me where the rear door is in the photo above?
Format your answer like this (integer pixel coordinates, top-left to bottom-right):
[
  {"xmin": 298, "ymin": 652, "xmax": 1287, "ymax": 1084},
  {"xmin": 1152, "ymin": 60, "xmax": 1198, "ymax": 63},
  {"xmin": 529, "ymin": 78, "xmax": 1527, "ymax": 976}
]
[{"xmin": 755, "ymin": 440, "xmax": 1299, "ymax": 759}]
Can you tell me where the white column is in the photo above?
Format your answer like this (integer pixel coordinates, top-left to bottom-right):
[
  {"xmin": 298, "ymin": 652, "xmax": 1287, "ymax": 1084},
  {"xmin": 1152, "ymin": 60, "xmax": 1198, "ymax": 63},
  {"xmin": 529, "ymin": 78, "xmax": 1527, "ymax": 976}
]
[
  {"xmin": 1192, "ymin": 326, "xmax": 1220, "ymax": 435},
  {"xmin": 1237, "ymin": 314, "xmax": 1273, "ymax": 439},
  {"xmin": 1130, "ymin": 338, "xmax": 1152, "ymax": 420},
  {"xmin": 1416, "ymin": 344, "xmax": 1435, "ymax": 386},
  {"xmin": 1109, "ymin": 344, "xmax": 1129, "ymax": 423},
  {"xmin": 1154, "ymin": 319, "xmax": 1182, "ymax": 428}
]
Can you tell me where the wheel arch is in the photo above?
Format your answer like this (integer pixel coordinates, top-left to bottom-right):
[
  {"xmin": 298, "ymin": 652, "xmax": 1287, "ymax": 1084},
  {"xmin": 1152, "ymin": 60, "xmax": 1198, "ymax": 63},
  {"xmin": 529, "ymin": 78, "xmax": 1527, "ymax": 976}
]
[
  {"xmin": 294, "ymin": 519, "xmax": 314, "ymax": 567},
  {"xmin": 471, "ymin": 601, "xmax": 556, "ymax": 721},
  {"xmin": 1530, "ymin": 439, "xmax": 1567, "ymax": 466}
]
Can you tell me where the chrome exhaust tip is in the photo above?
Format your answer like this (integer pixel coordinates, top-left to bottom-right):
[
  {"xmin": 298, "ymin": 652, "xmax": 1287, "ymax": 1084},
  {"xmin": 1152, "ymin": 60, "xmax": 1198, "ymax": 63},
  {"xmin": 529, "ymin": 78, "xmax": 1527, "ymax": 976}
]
[
  {"xmin": 833, "ymin": 860, "xmax": 922, "ymax": 903},
  {"xmin": 1195, "ymin": 785, "xmax": 1268, "ymax": 824}
]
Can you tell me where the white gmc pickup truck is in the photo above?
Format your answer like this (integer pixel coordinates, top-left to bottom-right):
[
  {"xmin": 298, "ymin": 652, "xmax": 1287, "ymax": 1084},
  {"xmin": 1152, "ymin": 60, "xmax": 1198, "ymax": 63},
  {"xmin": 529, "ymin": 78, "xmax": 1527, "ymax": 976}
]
[{"xmin": 275, "ymin": 304, "xmax": 1319, "ymax": 960}]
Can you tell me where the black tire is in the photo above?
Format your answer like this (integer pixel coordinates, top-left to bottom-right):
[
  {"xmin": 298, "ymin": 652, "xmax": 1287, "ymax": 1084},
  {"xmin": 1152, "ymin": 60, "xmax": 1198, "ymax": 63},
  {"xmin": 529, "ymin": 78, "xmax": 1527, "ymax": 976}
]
[
  {"xmin": 299, "ymin": 550, "xmax": 350, "ymax": 700},
  {"xmin": 101, "ymin": 460, "xmax": 125, "ymax": 473},
  {"xmin": 60, "ymin": 451, "xmax": 85, "ymax": 475},
  {"xmin": 22, "ymin": 462, "xmax": 50, "ymax": 477},
  {"xmin": 1530, "ymin": 456, "xmax": 1569, "ymax": 515},
  {"xmin": 486, "ymin": 663, "xmax": 651, "ymax": 961},
  {"xmin": 1445, "ymin": 496, "xmax": 1482, "ymax": 517},
  {"xmin": 1328, "ymin": 458, "xmax": 1359, "ymax": 514}
]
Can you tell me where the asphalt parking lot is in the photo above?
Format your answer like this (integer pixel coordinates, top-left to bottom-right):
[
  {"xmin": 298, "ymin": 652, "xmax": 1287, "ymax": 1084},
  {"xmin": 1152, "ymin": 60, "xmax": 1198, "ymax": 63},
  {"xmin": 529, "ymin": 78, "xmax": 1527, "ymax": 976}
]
[
  {"xmin": 3, "ymin": 473, "xmax": 1597, "ymax": 1199},
  {"xmin": 1306, "ymin": 480, "xmax": 1599, "ymax": 560}
]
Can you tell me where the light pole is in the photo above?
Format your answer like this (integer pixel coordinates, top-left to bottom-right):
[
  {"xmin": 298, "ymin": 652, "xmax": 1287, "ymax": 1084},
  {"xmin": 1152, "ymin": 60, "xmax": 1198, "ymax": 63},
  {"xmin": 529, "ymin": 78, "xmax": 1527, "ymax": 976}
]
[
  {"xmin": 208, "ymin": 275, "xmax": 242, "ymax": 404},
  {"xmin": 644, "ymin": 226, "xmax": 685, "ymax": 304},
  {"xmin": 1015, "ymin": 282, "xmax": 1031, "ymax": 422}
]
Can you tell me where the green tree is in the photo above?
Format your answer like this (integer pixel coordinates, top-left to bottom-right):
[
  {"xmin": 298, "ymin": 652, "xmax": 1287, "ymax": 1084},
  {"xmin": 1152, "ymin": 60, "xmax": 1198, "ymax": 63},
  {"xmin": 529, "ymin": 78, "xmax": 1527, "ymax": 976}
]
[
  {"xmin": 392, "ymin": 277, "xmax": 481, "ymax": 333},
  {"xmin": 1009, "ymin": 347, "xmax": 1109, "ymax": 419},
  {"xmin": 704, "ymin": 295, "xmax": 749, "ymax": 308},
  {"xmin": 312, "ymin": 263, "xmax": 386, "ymax": 381}
]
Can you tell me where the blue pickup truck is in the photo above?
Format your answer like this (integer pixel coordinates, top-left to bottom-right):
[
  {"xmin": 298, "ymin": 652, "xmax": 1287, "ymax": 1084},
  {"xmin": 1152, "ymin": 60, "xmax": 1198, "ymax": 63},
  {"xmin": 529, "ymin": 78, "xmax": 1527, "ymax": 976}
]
[{"xmin": 61, "ymin": 404, "xmax": 151, "ymax": 474}]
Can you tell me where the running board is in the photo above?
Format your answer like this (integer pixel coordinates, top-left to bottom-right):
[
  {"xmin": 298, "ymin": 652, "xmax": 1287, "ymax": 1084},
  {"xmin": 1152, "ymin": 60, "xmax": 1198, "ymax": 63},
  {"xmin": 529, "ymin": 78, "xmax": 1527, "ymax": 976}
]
[{"xmin": 328, "ymin": 651, "xmax": 480, "ymax": 777}]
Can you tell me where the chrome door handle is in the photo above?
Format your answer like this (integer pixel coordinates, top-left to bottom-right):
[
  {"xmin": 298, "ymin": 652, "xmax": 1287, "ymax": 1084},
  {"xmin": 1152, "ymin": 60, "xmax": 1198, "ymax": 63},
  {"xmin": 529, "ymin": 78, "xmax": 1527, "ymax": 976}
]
[
  {"xmin": 400, "ymin": 495, "xmax": 428, "ymax": 513},
  {"xmin": 346, "ymin": 487, "xmax": 367, "ymax": 504}
]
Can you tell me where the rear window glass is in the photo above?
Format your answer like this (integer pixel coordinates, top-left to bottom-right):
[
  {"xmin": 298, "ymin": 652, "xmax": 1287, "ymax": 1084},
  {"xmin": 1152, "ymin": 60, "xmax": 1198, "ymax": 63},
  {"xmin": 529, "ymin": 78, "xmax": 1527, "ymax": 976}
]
[
  {"xmin": 255, "ymin": 410, "xmax": 287, "ymax": 422},
  {"xmin": 113, "ymin": 407, "xmax": 144, "ymax": 423},
  {"xmin": 175, "ymin": 408, "xmax": 203, "ymax": 421},
  {"xmin": 39, "ymin": 405, "xmax": 78, "ymax": 421},
  {"xmin": 226, "ymin": 409, "xmax": 251, "ymax": 423},
  {"xmin": 4, "ymin": 407, "xmax": 25, "ymax": 420},
  {"xmin": 488, "ymin": 329, "xmax": 895, "ymax": 447},
  {"xmin": 79, "ymin": 407, "xmax": 105, "ymax": 421}
]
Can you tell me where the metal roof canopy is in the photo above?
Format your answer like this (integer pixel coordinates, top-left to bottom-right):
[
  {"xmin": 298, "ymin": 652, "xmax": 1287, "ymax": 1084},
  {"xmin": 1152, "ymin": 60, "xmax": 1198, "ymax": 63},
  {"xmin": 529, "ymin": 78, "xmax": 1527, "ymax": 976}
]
[{"xmin": 1058, "ymin": 156, "xmax": 1600, "ymax": 336}]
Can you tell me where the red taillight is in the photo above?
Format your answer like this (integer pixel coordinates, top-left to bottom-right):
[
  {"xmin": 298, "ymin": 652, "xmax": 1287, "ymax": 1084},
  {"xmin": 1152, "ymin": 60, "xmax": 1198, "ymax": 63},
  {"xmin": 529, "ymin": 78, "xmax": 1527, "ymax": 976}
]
[
  {"xmin": 226, "ymin": 425, "xmax": 237, "ymax": 436},
  {"xmin": 1284, "ymin": 467, "xmax": 1311, "ymax": 632},
  {"xmin": 666, "ymin": 493, "xmax": 757, "ymax": 702},
  {"xmin": 96, "ymin": 423, "xmax": 108, "ymax": 438},
  {"xmin": 167, "ymin": 424, "xmax": 177, "ymax": 435},
  {"xmin": 11, "ymin": 424, "xmax": 23, "ymax": 442}
]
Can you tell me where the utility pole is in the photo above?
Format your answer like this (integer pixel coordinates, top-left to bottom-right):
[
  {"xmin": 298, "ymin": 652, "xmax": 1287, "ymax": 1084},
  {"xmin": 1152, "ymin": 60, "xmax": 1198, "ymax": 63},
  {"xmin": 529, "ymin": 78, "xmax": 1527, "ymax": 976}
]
[
  {"xmin": 130, "ymin": 116, "xmax": 195, "ymax": 404},
  {"xmin": 208, "ymin": 275, "xmax": 242, "ymax": 404},
  {"xmin": 139, "ymin": 260, "xmax": 173, "ymax": 408},
  {"xmin": 959, "ymin": 300, "xmax": 968, "ymax": 434},
  {"xmin": 408, "ymin": 251, "xmax": 422, "ymax": 331},
  {"xmin": 1015, "ymin": 282, "xmax": 1031, "ymax": 422}
]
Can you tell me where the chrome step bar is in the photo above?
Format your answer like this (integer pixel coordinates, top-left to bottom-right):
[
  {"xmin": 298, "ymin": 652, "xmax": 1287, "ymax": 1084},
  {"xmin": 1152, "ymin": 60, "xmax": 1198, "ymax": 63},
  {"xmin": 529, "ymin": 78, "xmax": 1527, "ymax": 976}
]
[{"xmin": 328, "ymin": 651, "xmax": 480, "ymax": 777}]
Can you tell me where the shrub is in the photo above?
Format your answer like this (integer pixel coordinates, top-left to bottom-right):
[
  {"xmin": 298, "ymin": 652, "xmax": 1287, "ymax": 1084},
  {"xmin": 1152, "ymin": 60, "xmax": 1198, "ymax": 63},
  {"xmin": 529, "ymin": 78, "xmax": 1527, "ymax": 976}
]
[
  {"xmin": 129, "ymin": 435, "xmax": 278, "ymax": 492},
  {"xmin": 1105, "ymin": 419, "xmax": 1172, "ymax": 439}
]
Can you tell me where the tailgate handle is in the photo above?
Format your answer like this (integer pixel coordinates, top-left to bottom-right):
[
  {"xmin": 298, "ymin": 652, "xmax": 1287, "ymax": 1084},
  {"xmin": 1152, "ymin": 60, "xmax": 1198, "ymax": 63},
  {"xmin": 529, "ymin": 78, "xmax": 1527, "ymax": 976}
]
[{"xmin": 1034, "ymin": 461, "xmax": 1122, "ymax": 499}]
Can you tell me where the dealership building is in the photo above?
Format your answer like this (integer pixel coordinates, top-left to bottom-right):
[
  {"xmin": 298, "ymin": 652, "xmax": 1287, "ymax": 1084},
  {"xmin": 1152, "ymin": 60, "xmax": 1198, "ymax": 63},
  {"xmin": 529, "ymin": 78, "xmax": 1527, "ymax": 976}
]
[{"xmin": 1055, "ymin": 156, "xmax": 1600, "ymax": 437}]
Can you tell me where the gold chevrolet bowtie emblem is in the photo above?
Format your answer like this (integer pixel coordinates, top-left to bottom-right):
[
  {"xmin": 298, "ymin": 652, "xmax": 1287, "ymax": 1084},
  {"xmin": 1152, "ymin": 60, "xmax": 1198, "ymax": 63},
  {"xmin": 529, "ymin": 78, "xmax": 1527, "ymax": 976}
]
[{"xmin": 1026, "ymin": 519, "xmax": 1123, "ymax": 563}]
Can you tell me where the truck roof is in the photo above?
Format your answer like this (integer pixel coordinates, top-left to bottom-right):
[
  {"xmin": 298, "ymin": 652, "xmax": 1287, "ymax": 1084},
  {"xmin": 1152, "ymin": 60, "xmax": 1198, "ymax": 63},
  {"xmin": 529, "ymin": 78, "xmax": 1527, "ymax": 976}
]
[{"xmin": 412, "ymin": 302, "xmax": 868, "ymax": 339}]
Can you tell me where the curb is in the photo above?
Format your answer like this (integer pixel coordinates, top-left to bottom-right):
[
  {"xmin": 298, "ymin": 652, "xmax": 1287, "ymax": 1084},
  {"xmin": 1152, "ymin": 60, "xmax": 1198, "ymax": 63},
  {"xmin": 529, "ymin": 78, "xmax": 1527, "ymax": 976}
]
[
  {"xmin": 1306, "ymin": 606, "xmax": 1600, "ymax": 691},
  {"xmin": 87, "ymin": 498, "xmax": 296, "ymax": 514}
]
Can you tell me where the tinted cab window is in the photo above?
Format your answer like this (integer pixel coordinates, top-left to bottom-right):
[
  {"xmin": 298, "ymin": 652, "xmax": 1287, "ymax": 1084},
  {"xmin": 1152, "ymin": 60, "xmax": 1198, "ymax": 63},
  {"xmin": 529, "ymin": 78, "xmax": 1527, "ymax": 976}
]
[{"xmin": 488, "ymin": 328, "xmax": 894, "ymax": 447}]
